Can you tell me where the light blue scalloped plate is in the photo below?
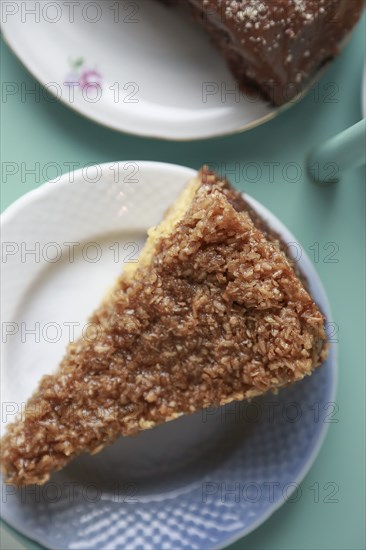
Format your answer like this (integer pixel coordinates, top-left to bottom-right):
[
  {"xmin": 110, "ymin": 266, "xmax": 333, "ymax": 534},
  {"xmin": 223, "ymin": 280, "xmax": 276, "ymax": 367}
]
[{"xmin": 0, "ymin": 162, "xmax": 336, "ymax": 550}]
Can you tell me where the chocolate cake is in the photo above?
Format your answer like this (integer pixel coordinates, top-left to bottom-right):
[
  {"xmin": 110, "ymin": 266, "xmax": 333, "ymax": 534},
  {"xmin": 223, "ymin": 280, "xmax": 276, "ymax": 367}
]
[
  {"xmin": 1, "ymin": 168, "xmax": 328, "ymax": 485},
  {"xmin": 177, "ymin": 0, "xmax": 364, "ymax": 105}
]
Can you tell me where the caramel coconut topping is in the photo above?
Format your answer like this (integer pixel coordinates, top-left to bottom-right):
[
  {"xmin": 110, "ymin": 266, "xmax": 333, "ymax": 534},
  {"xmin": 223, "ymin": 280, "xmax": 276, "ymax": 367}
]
[{"xmin": 1, "ymin": 168, "xmax": 328, "ymax": 485}]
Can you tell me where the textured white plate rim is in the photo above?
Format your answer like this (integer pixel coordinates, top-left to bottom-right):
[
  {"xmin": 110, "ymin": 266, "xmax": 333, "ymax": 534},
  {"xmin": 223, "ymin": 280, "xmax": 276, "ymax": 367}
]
[
  {"xmin": 0, "ymin": 161, "xmax": 195, "ymax": 224},
  {"xmin": 0, "ymin": 161, "xmax": 337, "ymax": 550},
  {"xmin": 214, "ymin": 365, "xmax": 338, "ymax": 545}
]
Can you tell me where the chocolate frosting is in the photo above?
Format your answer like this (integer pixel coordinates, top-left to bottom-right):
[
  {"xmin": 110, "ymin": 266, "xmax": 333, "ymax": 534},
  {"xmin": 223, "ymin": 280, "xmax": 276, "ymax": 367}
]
[{"xmin": 184, "ymin": 0, "xmax": 364, "ymax": 104}]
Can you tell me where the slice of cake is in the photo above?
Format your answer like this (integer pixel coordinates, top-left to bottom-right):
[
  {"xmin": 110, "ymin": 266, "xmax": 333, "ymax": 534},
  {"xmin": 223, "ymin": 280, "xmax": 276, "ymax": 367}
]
[
  {"xmin": 177, "ymin": 0, "xmax": 364, "ymax": 105},
  {"xmin": 1, "ymin": 168, "xmax": 328, "ymax": 485}
]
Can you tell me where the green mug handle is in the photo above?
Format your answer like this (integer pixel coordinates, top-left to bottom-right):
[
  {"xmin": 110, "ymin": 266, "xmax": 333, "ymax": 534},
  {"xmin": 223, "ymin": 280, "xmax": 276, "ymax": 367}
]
[{"xmin": 308, "ymin": 119, "xmax": 366, "ymax": 184}]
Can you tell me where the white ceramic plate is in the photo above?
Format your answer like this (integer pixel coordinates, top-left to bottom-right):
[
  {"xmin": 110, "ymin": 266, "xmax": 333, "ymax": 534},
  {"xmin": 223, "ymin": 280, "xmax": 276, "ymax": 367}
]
[
  {"xmin": 2, "ymin": 0, "xmax": 283, "ymax": 140},
  {"xmin": 1, "ymin": 161, "xmax": 336, "ymax": 550},
  {"xmin": 2, "ymin": 1, "xmax": 360, "ymax": 140}
]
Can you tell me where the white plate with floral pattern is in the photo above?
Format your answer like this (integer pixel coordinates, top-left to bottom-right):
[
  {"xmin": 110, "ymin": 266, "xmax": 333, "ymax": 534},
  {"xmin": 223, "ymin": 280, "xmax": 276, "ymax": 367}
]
[{"xmin": 2, "ymin": 0, "xmax": 295, "ymax": 140}]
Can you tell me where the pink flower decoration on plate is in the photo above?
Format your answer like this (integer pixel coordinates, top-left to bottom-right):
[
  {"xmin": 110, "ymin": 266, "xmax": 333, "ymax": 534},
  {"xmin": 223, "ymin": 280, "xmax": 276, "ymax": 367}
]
[
  {"xmin": 79, "ymin": 70, "xmax": 102, "ymax": 90},
  {"xmin": 64, "ymin": 58, "xmax": 102, "ymax": 91}
]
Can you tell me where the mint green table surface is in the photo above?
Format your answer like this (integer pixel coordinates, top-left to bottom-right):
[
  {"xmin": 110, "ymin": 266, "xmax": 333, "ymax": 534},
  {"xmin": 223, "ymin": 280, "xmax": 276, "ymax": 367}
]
[{"xmin": 1, "ymin": 16, "xmax": 365, "ymax": 550}]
